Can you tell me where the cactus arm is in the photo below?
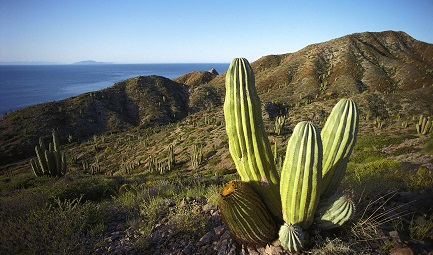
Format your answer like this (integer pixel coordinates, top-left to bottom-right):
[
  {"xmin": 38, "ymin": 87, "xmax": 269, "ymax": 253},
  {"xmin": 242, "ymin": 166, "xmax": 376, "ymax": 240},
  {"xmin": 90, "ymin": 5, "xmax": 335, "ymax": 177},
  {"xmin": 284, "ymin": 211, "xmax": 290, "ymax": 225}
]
[
  {"xmin": 224, "ymin": 58, "xmax": 282, "ymax": 220},
  {"xmin": 320, "ymin": 99, "xmax": 359, "ymax": 197},
  {"xmin": 61, "ymin": 152, "xmax": 67, "ymax": 175},
  {"xmin": 35, "ymin": 145, "xmax": 48, "ymax": 174},
  {"xmin": 315, "ymin": 193, "xmax": 356, "ymax": 229},
  {"xmin": 52, "ymin": 129, "xmax": 60, "ymax": 152},
  {"xmin": 30, "ymin": 159, "xmax": 42, "ymax": 177},
  {"xmin": 280, "ymin": 121, "xmax": 322, "ymax": 229}
]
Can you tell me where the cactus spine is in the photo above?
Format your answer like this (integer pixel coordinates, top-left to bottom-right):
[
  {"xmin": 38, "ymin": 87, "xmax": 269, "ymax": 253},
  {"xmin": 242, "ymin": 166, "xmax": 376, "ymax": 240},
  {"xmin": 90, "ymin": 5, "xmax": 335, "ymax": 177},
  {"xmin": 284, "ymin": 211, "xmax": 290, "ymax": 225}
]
[
  {"xmin": 224, "ymin": 58, "xmax": 282, "ymax": 220},
  {"xmin": 280, "ymin": 121, "xmax": 322, "ymax": 229},
  {"xmin": 320, "ymin": 99, "xmax": 359, "ymax": 197},
  {"xmin": 218, "ymin": 180, "xmax": 277, "ymax": 245},
  {"xmin": 30, "ymin": 129, "xmax": 67, "ymax": 177}
]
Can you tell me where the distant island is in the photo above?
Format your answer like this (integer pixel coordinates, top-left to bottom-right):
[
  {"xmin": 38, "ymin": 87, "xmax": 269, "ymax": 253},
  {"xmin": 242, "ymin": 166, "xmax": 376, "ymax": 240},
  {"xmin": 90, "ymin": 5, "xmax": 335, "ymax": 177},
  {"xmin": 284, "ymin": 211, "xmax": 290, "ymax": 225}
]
[{"xmin": 72, "ymin": 60, "xmax": 112, "ymax": 65}]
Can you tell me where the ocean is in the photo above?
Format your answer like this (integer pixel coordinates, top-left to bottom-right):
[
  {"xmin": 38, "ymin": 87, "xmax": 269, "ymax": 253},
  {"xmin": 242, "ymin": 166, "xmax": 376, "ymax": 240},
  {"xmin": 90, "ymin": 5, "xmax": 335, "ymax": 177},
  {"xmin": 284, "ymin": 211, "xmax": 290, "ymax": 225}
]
[{"xmin": 0, "ymin": 63, "xmax": 229, "ymax": 114}]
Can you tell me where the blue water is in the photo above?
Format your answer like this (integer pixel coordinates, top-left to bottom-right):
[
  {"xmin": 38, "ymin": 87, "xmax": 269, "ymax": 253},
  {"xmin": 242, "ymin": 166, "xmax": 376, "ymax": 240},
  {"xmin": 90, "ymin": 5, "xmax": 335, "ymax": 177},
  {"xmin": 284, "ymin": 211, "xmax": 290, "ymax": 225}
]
[{"xmin": 0, "ymin": 63, "xmax": 229, "ymax": 113}]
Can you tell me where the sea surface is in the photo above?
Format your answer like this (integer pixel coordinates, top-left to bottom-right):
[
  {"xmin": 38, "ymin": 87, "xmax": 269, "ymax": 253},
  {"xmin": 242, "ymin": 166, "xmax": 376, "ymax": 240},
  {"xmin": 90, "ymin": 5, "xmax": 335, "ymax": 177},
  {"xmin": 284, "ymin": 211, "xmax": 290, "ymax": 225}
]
[{"xmin": 0, "ymin": 63, "xmax": 229, "ymax": 114}]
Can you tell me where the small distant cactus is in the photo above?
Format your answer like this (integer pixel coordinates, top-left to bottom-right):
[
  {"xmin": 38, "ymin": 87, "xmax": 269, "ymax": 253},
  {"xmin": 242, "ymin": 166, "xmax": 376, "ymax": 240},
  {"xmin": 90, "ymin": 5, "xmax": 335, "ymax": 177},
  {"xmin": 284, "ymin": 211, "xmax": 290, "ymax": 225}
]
[
  {"xmin": 274, "ymin": 116, "xmax": 286, "ymax": 135},
  {"xmin": 416, "ymin": 115, "xmax": 432, "ymax": 135},
  {"xmin": 191, "ymin": 144, "xmax": 203, "ymax": 170},
  {"xmin": 168, "ymin": 144, "xmax": 175, "ymax": 170},
  {"xmin": 30, "ymin": 129, "xmax": 67, "ymax": 177},
  {"xmin": 373, "ymin": 116, "xmax": 384, "ymax": 129}
]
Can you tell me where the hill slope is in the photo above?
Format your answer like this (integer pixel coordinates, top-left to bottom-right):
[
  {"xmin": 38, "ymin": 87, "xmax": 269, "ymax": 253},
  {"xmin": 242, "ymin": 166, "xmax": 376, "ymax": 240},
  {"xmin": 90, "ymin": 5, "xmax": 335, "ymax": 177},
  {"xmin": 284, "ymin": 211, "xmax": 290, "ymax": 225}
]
[
  {"xmin": 0, "ymin": 76, "xmax": 189, "ymax": 163},
  {"xmin": 1, "ymin": 30, "xmax": 433, "ymax": 165}
]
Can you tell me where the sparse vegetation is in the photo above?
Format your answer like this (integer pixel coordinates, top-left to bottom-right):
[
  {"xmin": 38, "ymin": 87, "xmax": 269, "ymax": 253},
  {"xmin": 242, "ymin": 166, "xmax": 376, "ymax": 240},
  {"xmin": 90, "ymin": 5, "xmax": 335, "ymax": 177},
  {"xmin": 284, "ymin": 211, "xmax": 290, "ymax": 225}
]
[{"xmin": 1, "ymin": 31, "xmax": 433, "ymax": 254}]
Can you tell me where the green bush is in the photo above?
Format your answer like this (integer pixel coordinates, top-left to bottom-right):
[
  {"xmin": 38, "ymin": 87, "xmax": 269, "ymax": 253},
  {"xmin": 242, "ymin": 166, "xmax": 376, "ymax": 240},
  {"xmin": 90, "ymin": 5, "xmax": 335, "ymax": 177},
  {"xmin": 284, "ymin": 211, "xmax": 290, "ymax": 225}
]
[
  {"xmin": 139, "ymin": 196, "xmax": 168, "ymax": 235},
  {"xmin": 350, "ymin": 134, "xmax": 405, "ymax": 164},
  {"xmin": 0, "ymin": 196, "xmax": 106, "ymax": 255},
  {"xmin": 343, "ymin": 159, "xmax": 403, "ymax": 195},
  {"xmin": 169, "ymin": 203, "xmax": 207, "ymax": 237},
  {"xmin": 46, "ymin": 174, "xmax": 119, "ymax": 202},
  {"xmin": 406, "ymin": 166, "xmax": 433, "ymax": 190},
  {"xmin": 423, "ymin": 134, "xmax": 433, "ymax": 154}
]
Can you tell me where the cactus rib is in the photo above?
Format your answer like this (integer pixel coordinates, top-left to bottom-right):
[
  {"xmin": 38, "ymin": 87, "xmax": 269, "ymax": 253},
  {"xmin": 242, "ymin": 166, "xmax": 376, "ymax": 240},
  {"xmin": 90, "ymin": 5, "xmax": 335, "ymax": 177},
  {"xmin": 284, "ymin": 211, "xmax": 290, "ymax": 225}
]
[
  {"xmin": 280, "ymin": 121, "xmax": 322, "ymax": 229},
  {"xmin": 218, "ymin": 180, "xmax": 277, "ymax": 245},
  {"xmin": 320, "ymin": 99, "xmax": 359, "ymax": 197},
  {"xmin": 224, "ymin": 58, "xmax": 282, "ymax": 220}
]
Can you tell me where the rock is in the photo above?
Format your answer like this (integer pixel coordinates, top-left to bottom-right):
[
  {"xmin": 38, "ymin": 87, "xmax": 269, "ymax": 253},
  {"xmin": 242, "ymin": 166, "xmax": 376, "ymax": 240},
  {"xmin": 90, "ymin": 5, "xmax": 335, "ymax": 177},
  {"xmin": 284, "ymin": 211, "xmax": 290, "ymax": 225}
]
[
  {"xmin": 197, "ymin": 231, "xmax": 215, "ymax": 246},
  {"xmin": 110, "ymin": 231, "xmax": 121, "ymax": 241},
  {"xmin": 265, "ymin": 244, "xmax": 284, "ymax": 255},
  {"xmin": 389, "ymin": 230, "xmax": 403, "ymax": 244},
  {"xmin": 214, "ymin": 225, "xmax": 225, "ymax": 236},
  {"xmin": 389, "ymin": 247, "xmax": 414, "ymax": 255},
  {"xmin": 208, "ymin": 68, "xmax": 219, "ymax": 75},
  {"xmin": 247, "ymin": 246, "xmax": 261, "ymax": 255}
]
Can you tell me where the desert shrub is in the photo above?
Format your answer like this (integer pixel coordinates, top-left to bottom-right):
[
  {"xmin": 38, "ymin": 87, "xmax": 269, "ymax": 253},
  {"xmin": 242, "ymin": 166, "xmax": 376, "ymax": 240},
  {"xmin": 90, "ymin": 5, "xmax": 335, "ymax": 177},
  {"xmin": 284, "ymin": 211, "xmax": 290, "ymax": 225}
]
[
  {"xmin": 310, "ymin": 237, "xmax": 359, "ymax": 255},
  {"xmin": 169, "ymin": 203, "xmax": 207, "ymax": 238},
  {"xmin": 343, "ymin": 159, "xmax": 403, "ymax": 196},
  {"xmin": 409, "ymin": 216, "xmax": 433, "ymax": 240},
  {"xmin": 423, "ymin": 134, "xmax": 433, "ymax": 154},
  {"xmin": 406, "ymin": 166, "xmax": 433, "ymax": 190},
  {"xmin": 350, "ymin": 134, "xmax": 405, "ymax": 164},
  {"xmin": 139, "ymin": 196, "xmax": 169, "ymax": 235},
  {"xmin": 0, "ymin": 196, "xmax": 106, "ymax": 255},
  {"xmin": 0, "ymin": 173, "xmax": 51, "ymax": 194},
  {"xmin": 47, "ymin": 174, "xmax": 119, "ymax": 202},
  {"xmin": 204, "ymin": 184, "xmax": 222, "ymax": 206}
]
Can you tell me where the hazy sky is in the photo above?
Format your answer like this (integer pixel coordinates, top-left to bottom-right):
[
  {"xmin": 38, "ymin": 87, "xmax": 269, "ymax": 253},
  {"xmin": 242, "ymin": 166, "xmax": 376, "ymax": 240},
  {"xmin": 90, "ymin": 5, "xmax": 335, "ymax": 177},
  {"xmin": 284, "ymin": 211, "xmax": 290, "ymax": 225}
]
[{"xmin": 1, "ymin": 0, "xmax": 432, "ymax": 63}]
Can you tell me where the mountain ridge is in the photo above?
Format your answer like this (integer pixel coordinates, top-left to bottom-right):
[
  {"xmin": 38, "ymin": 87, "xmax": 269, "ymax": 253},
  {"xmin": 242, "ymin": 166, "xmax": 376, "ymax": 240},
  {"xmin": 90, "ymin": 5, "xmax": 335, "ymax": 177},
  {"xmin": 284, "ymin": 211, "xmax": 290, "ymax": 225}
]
[{"xmin": 1, "ymin": 30, "xmax": 433, "ymax": 165}]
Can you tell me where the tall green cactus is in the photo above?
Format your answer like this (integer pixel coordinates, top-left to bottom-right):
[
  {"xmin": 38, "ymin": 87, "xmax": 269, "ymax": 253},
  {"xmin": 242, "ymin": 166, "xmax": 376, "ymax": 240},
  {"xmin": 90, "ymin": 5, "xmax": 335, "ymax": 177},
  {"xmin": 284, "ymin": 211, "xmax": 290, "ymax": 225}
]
[
  {"xmin": 221, "ymin": 58, "xmax": 359, "ymax": 252},
  {"xmin": 320, "ymin": 99, "xmax": 359, "ymax": 197},
  {"xmin": 416, "ymin": 115, "xmax": 432, "ymax": 135},
  {"xmin": 224, "ymin": 58, "xmax": 282, "ymax": 220},
  {"xmin": 30, "ymin": 129, "xmax": 67, "ymax": 177},
  {"xmin": 280, "ymin": 121, "xmax": 322, "ymax": 229}
]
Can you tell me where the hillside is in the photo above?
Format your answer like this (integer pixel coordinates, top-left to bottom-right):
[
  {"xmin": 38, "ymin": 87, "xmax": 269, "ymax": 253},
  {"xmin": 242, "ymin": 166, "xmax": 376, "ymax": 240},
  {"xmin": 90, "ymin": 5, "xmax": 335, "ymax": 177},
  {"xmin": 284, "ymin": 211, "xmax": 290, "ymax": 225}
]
[
  {"xmin": 1, "ymin": 30, "xmax": 433, "ymax": 254},
  {"xmin": 2, "ymin": 30, "xmax": 432, "ymax": 165}
]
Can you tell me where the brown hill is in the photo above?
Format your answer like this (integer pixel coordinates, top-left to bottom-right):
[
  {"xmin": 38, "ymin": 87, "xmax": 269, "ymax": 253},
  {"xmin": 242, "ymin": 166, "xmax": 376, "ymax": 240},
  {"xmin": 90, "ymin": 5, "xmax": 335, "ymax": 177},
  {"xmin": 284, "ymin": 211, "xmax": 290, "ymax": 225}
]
[
  {"xmin": 1, "ymin": 30, "xmax": 433, "ymax": 165},
  {"xmin": 249, "ymin": 30, "xmax": 433, "ymax": 103},
  {"xmin": 0, "ymin": 76, "xmax": 189, "ymax": 164},
  {"xmin": 208, "ymin": 30, "xmax": 433, "ymax": 101},
  {"xmin": 174, "ymin": 70, "xmax": 218, "ymax": 86}
]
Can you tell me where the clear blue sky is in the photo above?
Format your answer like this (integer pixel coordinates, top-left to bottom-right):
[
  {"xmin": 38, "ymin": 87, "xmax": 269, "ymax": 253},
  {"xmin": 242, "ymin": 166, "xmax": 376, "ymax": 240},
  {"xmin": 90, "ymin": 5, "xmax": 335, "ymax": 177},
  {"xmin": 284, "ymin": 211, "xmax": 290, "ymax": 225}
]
[{"xmin": 1, "ymin": 0, "xmax": 432, "ymax": 63}]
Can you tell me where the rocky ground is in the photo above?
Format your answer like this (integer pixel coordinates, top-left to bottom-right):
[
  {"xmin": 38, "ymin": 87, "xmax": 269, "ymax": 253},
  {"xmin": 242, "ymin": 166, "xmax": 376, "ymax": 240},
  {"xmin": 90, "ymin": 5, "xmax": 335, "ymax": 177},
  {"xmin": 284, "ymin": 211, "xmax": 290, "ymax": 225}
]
[{"xmin": 92, "ymin": 189, "xmax": 433, "ymax": 255}]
